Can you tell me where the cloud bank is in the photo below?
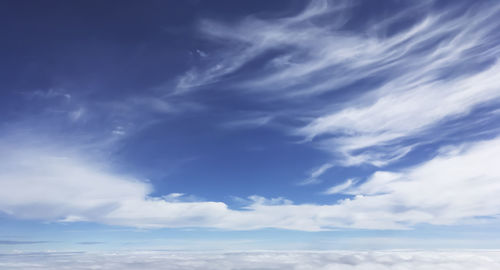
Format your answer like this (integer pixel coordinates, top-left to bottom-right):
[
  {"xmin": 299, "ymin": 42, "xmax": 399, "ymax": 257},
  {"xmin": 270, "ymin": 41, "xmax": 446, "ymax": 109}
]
[
  {"xmin": 2, "ymin": 136, "xmax": 500, "ymax": 231},
  {"xmin": 1, "ymin": 250, "xmax": 500, "ymax": 270}
]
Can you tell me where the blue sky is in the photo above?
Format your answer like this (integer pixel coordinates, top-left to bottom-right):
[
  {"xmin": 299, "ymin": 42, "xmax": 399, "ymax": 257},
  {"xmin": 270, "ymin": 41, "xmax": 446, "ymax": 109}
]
[{"xmin": 1, "ymin": 0, "xmax": 500, "ymax": 252}]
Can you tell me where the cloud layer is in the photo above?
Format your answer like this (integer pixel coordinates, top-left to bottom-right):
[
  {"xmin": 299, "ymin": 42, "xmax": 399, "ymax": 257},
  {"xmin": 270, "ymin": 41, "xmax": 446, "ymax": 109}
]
[
  {"xmin": 1, "ymin": 250, "xmax": 500, "ymax": 270},
  {"xmin": 2, "ymin": 136, "xmax": 500, "ymax": 231}
]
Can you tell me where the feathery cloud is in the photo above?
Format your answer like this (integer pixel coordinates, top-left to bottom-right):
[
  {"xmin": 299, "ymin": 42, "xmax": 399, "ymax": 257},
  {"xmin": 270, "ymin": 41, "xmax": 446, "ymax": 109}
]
[{"xmin": 178, "ymin": 0, "xmax": 500, "ymax": 166}]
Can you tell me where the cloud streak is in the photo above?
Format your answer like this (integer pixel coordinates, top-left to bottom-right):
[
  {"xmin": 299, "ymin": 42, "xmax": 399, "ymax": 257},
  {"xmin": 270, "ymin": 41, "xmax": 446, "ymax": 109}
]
[
  {"xmin": 178, "ymin": 0, "xmax": 500, "ymax": 166},
  {"xmin": 0, "ymin": 241, "xmax": 49, "ymax": 245},
  {"xmin": 324, "ymin": 178, "xmax": 356, "ymax": 194},
  {"xmin": 298, "ymin": 163, "xmax": 333, "ymax": 185}
]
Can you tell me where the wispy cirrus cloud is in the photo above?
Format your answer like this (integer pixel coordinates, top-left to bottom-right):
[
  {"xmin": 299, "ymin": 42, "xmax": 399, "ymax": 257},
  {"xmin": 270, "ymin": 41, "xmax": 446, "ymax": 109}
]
[
  {"xmin": 323, "ymin": 178, "xmax": 356, "ymax": 194},
  {"xmin": 178, "ymin": 0, "xmax": 500, "ymax": 167},
  {"xmin": 175, "ymin": 0, "xmax": 351, "ymax": 92},
  {"xmin": 298, "ymin": 163, "xmax": 333, "ymax": 185},
  {"xmin": 221, "ymin": 115, "xmax": 273, "ymax": 129},
  {"xmin": 0, "ymin": 240, "xmax": 49, "ymax": 245},
  {"xmin": 76, "ymin": 242, "xmax": 105, "ymax": 245}
]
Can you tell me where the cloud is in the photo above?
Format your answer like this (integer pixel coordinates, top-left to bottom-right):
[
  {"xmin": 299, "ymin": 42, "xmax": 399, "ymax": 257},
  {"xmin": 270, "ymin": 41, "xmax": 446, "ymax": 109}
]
[
  {"xmin": 221, "ymin": 115, "xmax": 273, "ymax": 129},
  {"xmin": 340, "ymin": 137, "xmax": 500, "ymax": 226},
  {"xmin": 2, "ymin": 136, "xmax": 500, "ymax": 231},
  {"xmin": 76, "ymin": 242, "xmax": 105, "ymax": 245},
  {"xmin": 69, "ymin": 107, "xmax": 85, "ymax": 122},
  {"xmin": 29, "ymin": 88, "xmax": 71, "ymax": 100},
  {"xmin": 175, "ymin": 0, "xmax": 350, "ymax": 92},
  {"xmin": 1, "ymin": 250, "xmax": 500, "ymax": 270},
  {"xmin": 298, "ymin": 59, "xmax": 500, "ymax": 166},
  {"xmin": 0, "ymin": 142, "xmax": 151, "ymax": 222},
  {"xmin": 0, "ymin": 240, "xmax": 49, "ymax": 245},
  {"xmin": 177, "ymin": 0, "xmax": 500, "ymax": 166},
  {"xmin": 324, "ymin": 178, "xmax": 356, "ymax": 194},
  {"xmin": 298, "ymin": 163, "xmax": 333, "ymax": 185}
]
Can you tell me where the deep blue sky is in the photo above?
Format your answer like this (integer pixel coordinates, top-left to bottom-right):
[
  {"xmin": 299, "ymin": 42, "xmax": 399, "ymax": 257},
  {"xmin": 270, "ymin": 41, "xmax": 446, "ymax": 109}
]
[{"xmin": 1, "ymin": 0, "xmax": 500, "ymax": 251}]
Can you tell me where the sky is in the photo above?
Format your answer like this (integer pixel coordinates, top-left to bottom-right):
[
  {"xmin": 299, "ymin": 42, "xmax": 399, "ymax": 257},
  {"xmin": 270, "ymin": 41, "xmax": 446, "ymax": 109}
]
[{"xmin": 1, "ymin": 0, "xmax": 500, "ymax": 254}]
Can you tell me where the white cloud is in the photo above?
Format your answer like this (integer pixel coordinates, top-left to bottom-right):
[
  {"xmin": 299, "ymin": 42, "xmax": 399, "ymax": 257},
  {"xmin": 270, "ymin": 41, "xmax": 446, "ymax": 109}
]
[
  {"xmin": 221, "ymin": 115, "xmax": 273, "ymax": 129},
  {"xmin": 0, "ymin": 144, "xmax": 151, "ymax": 221},
  {"xmin": 299, "ymin": 61, "xmax": 500, "ymax": 166},
  {"xmin": 293, "ymin": 2, "xmax": 500, "ymax": 165},
  {"xmin": 342, "ymin": 137, "xmax": 500, "ymax": 226},
  {"xmin": 30, "ymin": 88, "xmax": 71, "ymax": 100},
  {"xmin": 177, "ymin": 0, "xmax": 500, "ymax": 166},
  {"xmin": 2, "ymin": 136, "xmax": 500, "ymax": 231},
  {"xmin": 324, "ymin": 178, "xmax": 356, "ymax": 194},
  {"xmin": 174, "ymin": 0, "xmax": 343, "ymax": 91},
  {"xmin": 1, "ymin": 250, "xmax": 500, "ymax": 270},
  {"xmin": 298, "ymin": 163, "xmax": 333, "ymax": 185},
  {"xmin": 69, "ymin": 107, "xmax": 85, "ymax": 122}
]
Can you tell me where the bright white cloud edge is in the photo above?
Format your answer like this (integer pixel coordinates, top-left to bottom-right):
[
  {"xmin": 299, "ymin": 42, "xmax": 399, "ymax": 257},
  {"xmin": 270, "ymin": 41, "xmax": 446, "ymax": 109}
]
[{"xmin": 1, "ymin": 136, "xmax": 500, "ymax": 231}]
